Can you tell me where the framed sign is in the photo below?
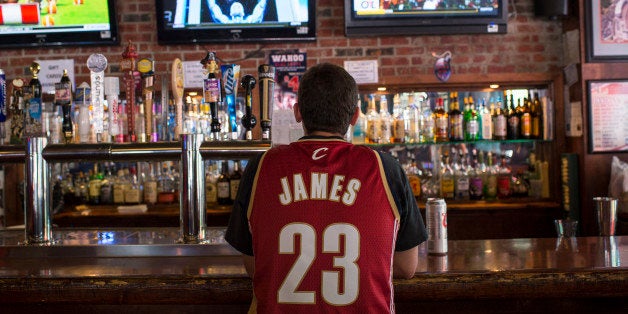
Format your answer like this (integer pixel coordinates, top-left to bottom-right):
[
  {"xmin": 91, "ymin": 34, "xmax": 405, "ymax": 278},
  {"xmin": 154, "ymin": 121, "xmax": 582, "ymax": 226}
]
[
  {"xmin": 585, "ymin": 0, "xmax": 628, "ymax": 62},
  {"xmin": 587, "ymin": 80, "xmax": 628, "ymax": 153}
]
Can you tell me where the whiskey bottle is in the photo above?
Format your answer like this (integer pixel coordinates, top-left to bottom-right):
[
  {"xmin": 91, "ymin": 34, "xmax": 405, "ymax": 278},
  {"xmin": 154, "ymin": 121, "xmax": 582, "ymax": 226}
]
[
  {"xmin": 520, "ymin": 98, "xmax": 532, "ymax": 139},
  {"xmin": 440, "ymin": 152, "xmax": 455, "ymax": 199},
  {"xmin": 217, "ymin": 161, "xmax": 232, "ymax": 205},
  {"xmin": 492, "ymin": 97, "xmax": 507, "ymax": 140},
  {"xmin": 419, "ymin": 95, "xmax": 434, "ymax": 143},
  {"xmin": 433, "ymin": 97, "xmax": 449, "ymax": 142},
  {"xmin": 229, "ymin": 160, "xmax": 242, "ymax": 202},
  {"xmin": 531, "ymin": 92, "xmax": 543, "ymax": 139},
  {"xmin": 379, "ymin": 95, "xmax": 392, "ymax": 144},
  {"xmin": 506, "ymin": 94, "xmax": 520, "ymax": 140},
  {"xmin": 391, "ymin": 94, "xmax": 406, "ymax": 143},
  {"xmin": 448, "ymin": 92, "xmax": 463, "ymax": 141},
  {"xmin": 365, "ymin": 95, "xmax": 381, "ymax": 144}
]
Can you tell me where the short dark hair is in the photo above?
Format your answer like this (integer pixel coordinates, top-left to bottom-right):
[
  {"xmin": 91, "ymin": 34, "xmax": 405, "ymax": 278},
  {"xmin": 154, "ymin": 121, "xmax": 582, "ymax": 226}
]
[{"xmin": 297, "ymin": 63, "xmax": 359, "ymax": 135}]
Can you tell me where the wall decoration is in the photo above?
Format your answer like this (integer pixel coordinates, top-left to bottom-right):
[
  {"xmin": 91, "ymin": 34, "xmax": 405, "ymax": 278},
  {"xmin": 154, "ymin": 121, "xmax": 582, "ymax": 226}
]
[
  {"xmin": 586, "ymin": 0, "xmax": 628, "ymax": 62},
  {"xmin": 587, "ymin": 79, "xmax": 628, "ymax": 153}
]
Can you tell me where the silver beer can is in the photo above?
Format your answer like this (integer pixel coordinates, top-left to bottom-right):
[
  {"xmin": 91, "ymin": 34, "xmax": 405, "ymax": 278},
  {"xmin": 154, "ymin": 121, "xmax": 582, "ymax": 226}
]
[{"xmin": 426, "ymin": 198, "xmax": 447, "ymax": 255}]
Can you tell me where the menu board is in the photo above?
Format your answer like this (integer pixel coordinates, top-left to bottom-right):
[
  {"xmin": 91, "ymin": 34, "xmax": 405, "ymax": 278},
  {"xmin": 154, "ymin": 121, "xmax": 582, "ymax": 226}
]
[{"xmin": 588, "ymin": 80, "xmax": 628, "ymax": 153}]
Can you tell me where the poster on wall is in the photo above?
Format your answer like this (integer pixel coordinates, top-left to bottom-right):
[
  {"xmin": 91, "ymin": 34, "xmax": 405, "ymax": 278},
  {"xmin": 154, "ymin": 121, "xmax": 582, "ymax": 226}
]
[
  {"xmin": 585, "ymin": 0, "xmax": 628, "ymax": 62},
  {"xmin": 587, "ymin": 80, "xmax": 628, "ymax": 153},
  {"xmin": 268, "ymin": 50, "xmax": 307, "ymax": 145}
]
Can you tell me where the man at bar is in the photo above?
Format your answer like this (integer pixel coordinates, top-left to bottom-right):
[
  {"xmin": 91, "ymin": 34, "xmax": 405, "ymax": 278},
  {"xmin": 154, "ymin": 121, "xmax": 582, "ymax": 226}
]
[{"xmin": 226, "ymin": 63, "xmax": 427, "ymax": 313}]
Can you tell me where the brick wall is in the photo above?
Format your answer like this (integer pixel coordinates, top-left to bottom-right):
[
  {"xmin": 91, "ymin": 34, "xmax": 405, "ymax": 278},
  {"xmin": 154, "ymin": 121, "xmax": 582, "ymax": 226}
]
[{"xmin": 0, "ymin": 0, "xmax": 564, "ymax": 86}]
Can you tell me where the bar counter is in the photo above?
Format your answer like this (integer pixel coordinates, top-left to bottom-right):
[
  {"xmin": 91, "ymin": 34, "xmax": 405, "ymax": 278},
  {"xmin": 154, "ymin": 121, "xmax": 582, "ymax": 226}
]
[{"xmin": 0, "ymin": 228, "xmax": 626, "ymax": 313}]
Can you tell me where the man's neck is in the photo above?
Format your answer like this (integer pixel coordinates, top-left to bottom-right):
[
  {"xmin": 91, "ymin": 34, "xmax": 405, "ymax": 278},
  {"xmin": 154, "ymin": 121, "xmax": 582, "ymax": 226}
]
[{"xmin": 306, "ymin": 131, "xmax": 344, "ymax": 138}]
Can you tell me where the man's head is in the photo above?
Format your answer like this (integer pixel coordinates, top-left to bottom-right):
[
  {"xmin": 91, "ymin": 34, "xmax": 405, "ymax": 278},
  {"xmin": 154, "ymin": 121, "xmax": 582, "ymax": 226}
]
[
  {"xmin": 230, "ymin": 2, "xmax": 244, "ymax": 22},
  {"xmin": 296, "ymin": 63, "xmax": 359, "ymax": 135}
]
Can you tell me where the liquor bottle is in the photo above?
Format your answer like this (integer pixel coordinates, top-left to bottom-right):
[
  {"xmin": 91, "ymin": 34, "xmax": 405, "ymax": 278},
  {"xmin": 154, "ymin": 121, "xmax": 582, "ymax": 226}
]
[
  {"xmin": 453, "ymin": 149, "xmax": 470, "ymax": 201},
  {"xmin": 480, "ymin": 98, "xmax": 492, "ymax": 140},
  {"xmin": 419, "ymin": 96, "xmax": 434, "ymax": 143},
  {"xmin": 230, "ymin": 160, "xmax": 242, "ymax": 202},
  {"xmin": 440, "ymin": 152, "xmax": 455, "ymax": 199},
  {"xmin": 379, "ymin": 95, "xmax": 392, "ymax": 144},
  {"xmin": 99, "ymin": 163, "xmax": 113, "ymax": 205},
  {"xmin": 391, "ymin": 94, "xmax": 406, "ymax": 143},
  {"xmin": 531, "ymin": 92, "xmax": 543, "ymax": 139},
  {"xmin": 448, "ymin": 92, "xmax": 464, "ymax": 141},
  {"xmin": 463, "ymin": 96, "xmax": 479, "ymax": 141},
  {"xmin": 468, "ymin": 149, "xmax": 484, "ymax": 200},
  {"xmin": 157, "ymin": 163, "xmax": 176, "ymax": 204},
  {"xmin": 433, "ymin": 97, "xmax": 449, "ymax": 142},
  {"xmin": 205, "ymin": 162, "xmax": 219, "ymax": 206},
  {"xmin": 506, "ymin": 93, "xmax": 519, "ymax": 140},
  {"xmin": 492, "ymin": 96, "xmax": 507, "ymax": 140},
  {"xmin": 88, "ymin": 164, "xmax": 103, "ymax": 205},
  {"xmin": 49, "ymin": 105, "xmax": 63, "ymax": 144},
  {"xmin": 497, "ymin": 153, "xmax": 512, "ymax": 199},
  {"xmin": 365, "ymin": 95, "xmax": 381, "ymax": 144},
  {"xmin": 75, "ymin": 171, "xmax": 89, "ymax": 204},
  {"xmin": 143, "ymin": 163, "xmax": 158, "ymax": 205},
  {"xmin": 406, "ymin": 93, "xmax": 421, "ymax": 143},
  {"xmin": 405, "ymin": 153, "xmax": 422, "ymax": 199},
  {"xmin": 124, "ymin": 166, "xmax": 142, "ymax": 204},
  {"xmin": 519, "ymin": 97, "xmax": 532, "ymax": 139},
  {"xmin": 352, "ymin": 106, "xmax": 366, "ymax": 144},
  {"xmin": 483, "ymin": 152, "xmax": 498, "ymax": 201},
  {"xmin": 112, "ymin": 168, "xmax": 128, "ymax": 204},
  {"xmin": 217, "ymin": 161, "xmax": 232, "ymax": 205}
]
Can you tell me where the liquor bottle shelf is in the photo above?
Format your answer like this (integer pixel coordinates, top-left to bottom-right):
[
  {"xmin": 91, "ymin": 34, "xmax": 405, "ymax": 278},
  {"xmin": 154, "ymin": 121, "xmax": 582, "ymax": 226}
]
[{"xmin": 364, "ymin": 138, "xmax": 552, "ymax": 148}]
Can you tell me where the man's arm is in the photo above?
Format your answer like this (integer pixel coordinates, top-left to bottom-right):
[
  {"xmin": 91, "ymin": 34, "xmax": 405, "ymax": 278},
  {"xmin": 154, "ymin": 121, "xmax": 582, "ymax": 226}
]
[
  {"xmin": 393, "ymin": 246, "xmax": 418, "ymax": 279},
  {"xmin": 242, "ymin": 254, "xmax": 255, "ymax": 278},
  {"xmin": 207, "ymin": 0, "xmax": 231, "ymax": 23},
  {"xmin": 244, "ymin": 0, "xmax": 267, "ymax": 23}
]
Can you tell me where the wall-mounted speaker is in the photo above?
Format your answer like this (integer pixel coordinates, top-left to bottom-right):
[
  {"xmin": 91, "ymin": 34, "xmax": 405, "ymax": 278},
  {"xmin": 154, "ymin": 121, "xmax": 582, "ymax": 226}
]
[{"xmin": 534, "ymin": 0, "xmax": 569, "ymax": 19}]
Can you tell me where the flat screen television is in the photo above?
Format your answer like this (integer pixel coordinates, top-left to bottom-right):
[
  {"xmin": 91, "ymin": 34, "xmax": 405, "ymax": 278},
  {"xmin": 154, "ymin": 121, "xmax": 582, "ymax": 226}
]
[
  {"xmin": 156, "ymin": 0, "xmax": 316, "ymax": 44},
  {"xmin": 345, "ymin": 0, "xmax": 508, "ymax": 36},
  {"xmin": 0, "ymin": 0, "xmax": 119, "ymax": 48}
]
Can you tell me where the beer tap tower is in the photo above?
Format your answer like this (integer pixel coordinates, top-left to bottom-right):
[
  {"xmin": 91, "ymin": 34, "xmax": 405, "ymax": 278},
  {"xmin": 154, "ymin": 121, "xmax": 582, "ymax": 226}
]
[
  {"xmin": 121, "ymin": 41, "xmax": 138, "ymax": 142},
  {"xmin": 258, "ymin": 64, "xmax": 275, "ymax": 141},
  {"xmin": 201, "ymin": 51, "xmax": 222, "ymax": 141},
  {"xmin": 240, "ymin": 75, "xmax": 257, "ymax": 140}
]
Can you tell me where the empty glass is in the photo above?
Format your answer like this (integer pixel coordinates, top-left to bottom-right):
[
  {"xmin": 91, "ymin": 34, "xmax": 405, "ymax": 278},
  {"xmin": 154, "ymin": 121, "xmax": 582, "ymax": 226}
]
[{"xmin": 554, "ymin": 219, "xmax": 578, "ymax": 237}]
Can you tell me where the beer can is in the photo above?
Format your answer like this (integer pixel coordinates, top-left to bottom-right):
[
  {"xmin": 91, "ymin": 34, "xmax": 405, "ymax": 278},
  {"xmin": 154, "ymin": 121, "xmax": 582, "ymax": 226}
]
[{"xmin": 426, "ymin": 198, "xmax": 447, "ymax": 255}]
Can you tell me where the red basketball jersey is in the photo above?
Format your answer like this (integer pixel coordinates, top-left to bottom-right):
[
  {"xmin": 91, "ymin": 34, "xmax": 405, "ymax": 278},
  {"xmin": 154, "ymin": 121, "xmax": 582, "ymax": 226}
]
[{"xmin": 247, "ymin": 138, "xmax": 401, "ymax": 313}]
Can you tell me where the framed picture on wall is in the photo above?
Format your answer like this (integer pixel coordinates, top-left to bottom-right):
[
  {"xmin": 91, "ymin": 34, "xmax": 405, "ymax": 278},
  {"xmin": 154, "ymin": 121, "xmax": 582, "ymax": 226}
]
[
  {"xmin": 585, "ymin": 0, "xmax": 628, "ymax": 62},
  {"xmin": 587, "ymin": 80, "xmax": 628, "ymax": 153}
]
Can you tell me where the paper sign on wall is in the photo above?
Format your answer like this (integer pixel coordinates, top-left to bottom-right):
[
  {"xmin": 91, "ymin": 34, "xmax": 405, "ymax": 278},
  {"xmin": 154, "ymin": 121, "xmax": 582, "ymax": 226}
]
[
  {"xmin": 343, "ymin": 60, "xmax": 378, "ymax": 84},
  {"xmin": 182, "ymin": 61, "xmax": 205, "ymax": 89},
  {"xmin": 35, "ymin": 59, "xmax": 75, "ymax": 95}
]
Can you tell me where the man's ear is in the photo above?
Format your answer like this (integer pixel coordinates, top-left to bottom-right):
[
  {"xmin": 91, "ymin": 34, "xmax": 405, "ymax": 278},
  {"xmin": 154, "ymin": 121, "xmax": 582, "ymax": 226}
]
[
  {"xmin": 293, "ymin": 102, "xmax": 302, "ymax": 123},
  {"xmin": 350, "ymin": 106, "xmax": 360, "ymax": 126}
]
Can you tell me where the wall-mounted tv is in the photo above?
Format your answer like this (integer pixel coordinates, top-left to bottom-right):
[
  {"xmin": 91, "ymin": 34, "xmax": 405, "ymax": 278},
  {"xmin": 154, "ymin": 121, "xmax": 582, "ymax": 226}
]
[
  {"xmin": 345, "ymin": 0, "xmax": 508, "ymax": 36},
  {"xmin": 0, "ymin": 0, "xmax": 119, "ymax": 48},
  {"xmin": 156, "ymin": 0, "xmax": 316, "ymax": 44}
]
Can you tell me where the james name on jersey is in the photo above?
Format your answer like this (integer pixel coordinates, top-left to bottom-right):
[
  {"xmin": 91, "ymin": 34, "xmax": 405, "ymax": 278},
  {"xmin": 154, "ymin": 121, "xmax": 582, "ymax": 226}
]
[{"xmin": 278, "ymin": 172, "xmax": 361, "ymax": 206}]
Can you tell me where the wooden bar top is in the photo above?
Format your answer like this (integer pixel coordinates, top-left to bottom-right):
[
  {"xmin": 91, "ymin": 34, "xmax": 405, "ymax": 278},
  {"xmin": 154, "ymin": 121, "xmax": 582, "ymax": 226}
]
[{"xmin": 0, "ymin": 230, "xmax": 626, "ymax": 313}]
